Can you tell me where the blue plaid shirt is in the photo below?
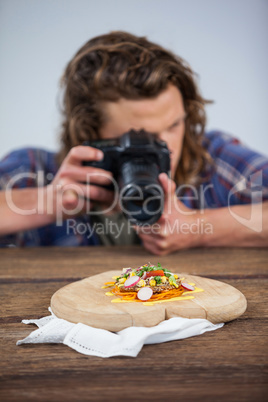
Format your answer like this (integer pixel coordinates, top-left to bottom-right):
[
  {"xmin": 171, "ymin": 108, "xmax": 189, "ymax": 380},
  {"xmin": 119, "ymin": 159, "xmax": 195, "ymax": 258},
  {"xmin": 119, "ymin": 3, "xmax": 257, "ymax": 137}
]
[{"xmin": 1, "ymin": 131, "xmax": 268, "ymax": 247}]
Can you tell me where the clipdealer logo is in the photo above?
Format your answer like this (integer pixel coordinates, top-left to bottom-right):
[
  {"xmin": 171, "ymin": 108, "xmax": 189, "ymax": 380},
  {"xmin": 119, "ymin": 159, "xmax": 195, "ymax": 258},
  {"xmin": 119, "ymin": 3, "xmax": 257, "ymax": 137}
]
[{"xmin": 4, "ymin": 169, "xmax": 265, "ymax": 235}]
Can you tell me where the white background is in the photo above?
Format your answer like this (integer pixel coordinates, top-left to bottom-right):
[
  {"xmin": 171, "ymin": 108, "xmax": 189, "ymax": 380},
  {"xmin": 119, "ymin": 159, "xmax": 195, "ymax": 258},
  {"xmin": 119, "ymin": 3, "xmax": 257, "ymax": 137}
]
[{"xmin": 0, "ymin": 0, "xmax": 267, "ymax": 159}]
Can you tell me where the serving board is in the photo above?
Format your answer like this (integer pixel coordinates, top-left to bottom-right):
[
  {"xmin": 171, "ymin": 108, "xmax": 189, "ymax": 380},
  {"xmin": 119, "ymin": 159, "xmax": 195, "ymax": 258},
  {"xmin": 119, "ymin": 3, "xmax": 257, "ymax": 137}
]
[{"xmin": 51, "ymin": 271, "xmax": 247, "ymax": 332}]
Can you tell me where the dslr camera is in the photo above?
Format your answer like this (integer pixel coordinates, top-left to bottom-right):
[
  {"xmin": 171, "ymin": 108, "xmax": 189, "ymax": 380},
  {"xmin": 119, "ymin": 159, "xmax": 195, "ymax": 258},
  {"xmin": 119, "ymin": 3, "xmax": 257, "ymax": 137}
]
[{"xmin": 83, "ymin": 129, "xmax": 170, "ymax": 225}]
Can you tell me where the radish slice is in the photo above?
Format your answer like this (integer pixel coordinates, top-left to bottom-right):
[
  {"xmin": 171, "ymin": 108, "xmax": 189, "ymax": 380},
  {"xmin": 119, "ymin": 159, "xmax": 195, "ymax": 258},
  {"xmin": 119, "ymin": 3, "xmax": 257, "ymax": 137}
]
[
  {"xmin": 124, "ymin": 276, "xmax": 140, "ymax": 288},
  {"xmin": 137, "ymin": 287, "xmax": 153, "ymax": 301},
  {"xmin": 181, "ymin": 282, "xmax": 195, "ymax": 291}
]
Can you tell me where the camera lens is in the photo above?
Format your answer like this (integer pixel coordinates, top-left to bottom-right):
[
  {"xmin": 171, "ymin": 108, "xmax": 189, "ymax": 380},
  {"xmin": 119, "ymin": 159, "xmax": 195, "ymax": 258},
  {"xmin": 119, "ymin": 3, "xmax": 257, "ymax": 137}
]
[{"xmin": 119, "ymin": 160, "xmax": 164, "ymax": 225}]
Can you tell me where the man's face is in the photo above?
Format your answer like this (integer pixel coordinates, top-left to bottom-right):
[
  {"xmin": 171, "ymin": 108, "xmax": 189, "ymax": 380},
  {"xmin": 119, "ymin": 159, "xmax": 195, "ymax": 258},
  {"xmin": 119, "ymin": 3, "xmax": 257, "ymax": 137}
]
[{"xmin": 99, "ymin": 84, "xmax": 186, "ymax": 179}]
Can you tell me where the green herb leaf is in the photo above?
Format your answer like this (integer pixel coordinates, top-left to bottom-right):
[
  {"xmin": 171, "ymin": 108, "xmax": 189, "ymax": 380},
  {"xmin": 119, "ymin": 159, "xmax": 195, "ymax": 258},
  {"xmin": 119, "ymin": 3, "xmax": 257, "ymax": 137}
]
[{"xmin": 154, "ymin": 276, "xmax": 162, "ymax": 284}]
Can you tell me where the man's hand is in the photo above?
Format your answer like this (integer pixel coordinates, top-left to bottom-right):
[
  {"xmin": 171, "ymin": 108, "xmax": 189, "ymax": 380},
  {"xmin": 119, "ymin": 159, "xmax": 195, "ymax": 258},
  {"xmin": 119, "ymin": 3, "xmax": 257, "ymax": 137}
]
[
  {"xmin": 47, "ymin": 145, "xmax": 116, "ymax": 221},
  {"xmin": 136, "ymin": 173, "xmax": 268, "ymax": 254},
  {"xmin": 0, "ymin": 145, "xmax": 117, "ymax": 236},
  {"xmin": 135, "ymin": 173, "xmax": 202, "ymax": 255}
]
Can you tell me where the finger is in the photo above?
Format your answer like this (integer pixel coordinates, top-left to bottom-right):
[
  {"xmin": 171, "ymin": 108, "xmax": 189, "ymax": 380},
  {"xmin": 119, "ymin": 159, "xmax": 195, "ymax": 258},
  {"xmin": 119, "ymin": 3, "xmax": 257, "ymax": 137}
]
[
  {"xmin": 60, "ymin": 165, "xmax": 114, "ymax": 186},
  {"xmin": 138, "ymin": 231, "xmax": 169, "ymax": 251},
  {"xmin": 62, "ymin": 189, "xmax": 85, "ymax": 213},
  {"xmin": 158, "ymin": 172, "xmax": 176, "ymax": 197},
  {"xmin": 142, "ymin": 239, "xmax": 168, "ymax": 256},
  {"xmin": 62, "ymin": 193, "xmax": 93, "ymax": 216},
  {"xmin": 133, "ymin": 220, "xmax": 171, "ymax": 240},
  {"xmin": 86, "ymin": 185, "xmax": 115, "ymax": 204},
  {"xmin": 65, "ymin": 145, "xmax": 104, "ymax": 166},
  {"xmin": 137, "ymin": 227, "xmax": 169, "ymax": 241},
  {"xmin": 158, "ymin": 172, "xmax": 177, "ymax": 219},
  {"xmin": 60, "ymin": 182, "xmax": 115, "ymax": 204},
  {"xmin": 135, "ymin": 225, "xmax": 167, "ymax": 247},
  {"xmin": 155, "ymin": 210, "xmax": 169, "ymax": 225},
  {"xmin": 133, "ymin": 224, "xmax": 159, "ymax": 238},
  {"xmin": 62, "ymin": 189, "xmax": 79, "ymax": 207}
]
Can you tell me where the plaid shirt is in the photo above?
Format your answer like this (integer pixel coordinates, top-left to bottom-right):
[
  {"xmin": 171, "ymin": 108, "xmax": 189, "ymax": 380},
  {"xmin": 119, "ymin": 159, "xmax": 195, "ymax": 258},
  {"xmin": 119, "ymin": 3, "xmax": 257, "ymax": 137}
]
[{"xmin": 1, "ymin": 131, "xmax": 268, "ymax": 247}]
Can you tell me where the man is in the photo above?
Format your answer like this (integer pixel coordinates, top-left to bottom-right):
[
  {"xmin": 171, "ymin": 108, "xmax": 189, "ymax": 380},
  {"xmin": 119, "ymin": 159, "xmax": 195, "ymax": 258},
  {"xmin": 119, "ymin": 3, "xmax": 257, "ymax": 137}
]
[{"xmin": 0, "ymin": 31, "xmax": 267, "ymax": 253}]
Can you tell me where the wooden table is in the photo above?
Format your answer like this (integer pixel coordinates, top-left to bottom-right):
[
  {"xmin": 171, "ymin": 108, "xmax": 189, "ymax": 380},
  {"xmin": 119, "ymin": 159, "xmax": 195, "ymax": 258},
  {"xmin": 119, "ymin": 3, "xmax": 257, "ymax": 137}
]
[{"xmin": 0, "ymin": 246, "xmax": 267, "ymax": 401}]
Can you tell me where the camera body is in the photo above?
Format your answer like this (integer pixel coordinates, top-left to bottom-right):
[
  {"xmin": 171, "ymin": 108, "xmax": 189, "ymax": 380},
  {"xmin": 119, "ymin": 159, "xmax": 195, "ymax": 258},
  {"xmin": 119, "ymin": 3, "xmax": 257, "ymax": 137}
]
[{"xmin": 83, "ymin": 129, "xmax": 170, "ymax": 225}]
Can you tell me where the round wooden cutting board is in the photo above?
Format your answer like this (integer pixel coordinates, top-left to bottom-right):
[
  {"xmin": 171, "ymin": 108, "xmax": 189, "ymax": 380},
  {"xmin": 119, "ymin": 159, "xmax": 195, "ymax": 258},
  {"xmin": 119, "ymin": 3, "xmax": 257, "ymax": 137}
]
[{"xmin": 51, "ymin": 271, "xmax": 247, "ymax": 332}]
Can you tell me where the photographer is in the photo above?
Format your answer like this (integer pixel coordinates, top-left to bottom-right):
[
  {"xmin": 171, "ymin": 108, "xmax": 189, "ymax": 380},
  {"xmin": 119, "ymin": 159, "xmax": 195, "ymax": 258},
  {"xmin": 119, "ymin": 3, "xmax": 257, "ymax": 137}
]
[{"xmin": 0, "ymin": 31, "xmax": 268, "ymax": 253}]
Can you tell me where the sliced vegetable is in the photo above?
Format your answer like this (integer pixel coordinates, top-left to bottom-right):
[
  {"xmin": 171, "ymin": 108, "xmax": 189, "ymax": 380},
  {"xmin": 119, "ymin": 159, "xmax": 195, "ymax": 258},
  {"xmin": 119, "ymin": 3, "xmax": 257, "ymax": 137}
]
[
  {"xmin": 141, "ymin": 272, "xmax": 148, "ymax": 280},
  {"xmin": 169, "ymin": 275, "xmax": 179, "ymax": 288},
  {"xmin": 124, "ymin": 275, "xmax": 140, "ymax": 288},
  {"xmin": 137, "ymin": 287, "xmax": 153, "ymax": 301},
  {"xmin": 122, "ymin": 267, "xmax": 132, "ymax": 274},
  {"xmin": 181, "ymin": 282, "xmax": 195, "ymax": 291},
  {"xmin": 144, "ymin": 270, "xmax": 164, "ymax": 279}
]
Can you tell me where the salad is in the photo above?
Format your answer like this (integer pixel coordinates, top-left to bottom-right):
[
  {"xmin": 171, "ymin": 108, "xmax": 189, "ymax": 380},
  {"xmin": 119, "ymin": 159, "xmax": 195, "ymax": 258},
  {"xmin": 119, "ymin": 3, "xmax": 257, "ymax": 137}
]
[{"xmin": 105, "ymin": 263, "xmax": 195, "ymax": 302}]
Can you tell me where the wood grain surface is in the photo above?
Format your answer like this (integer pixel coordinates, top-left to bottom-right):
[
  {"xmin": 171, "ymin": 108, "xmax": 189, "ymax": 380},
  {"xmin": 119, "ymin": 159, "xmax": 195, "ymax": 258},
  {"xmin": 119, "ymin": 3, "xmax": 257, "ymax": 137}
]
[
  {"xmin": 0, "ymin": 246, "xmax": 267, "ymax": 401},
  {"xmin": 51, "ymin": 271, "xmax": 247, "ymax": 330}
]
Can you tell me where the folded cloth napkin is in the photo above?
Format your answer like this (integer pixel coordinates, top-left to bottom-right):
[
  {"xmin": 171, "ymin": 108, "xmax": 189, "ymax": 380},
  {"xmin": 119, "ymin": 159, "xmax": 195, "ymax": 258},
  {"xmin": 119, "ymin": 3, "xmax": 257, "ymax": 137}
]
[{"xmin": 17, "ymin": 308, "xmax": 224, "ymax": 358}]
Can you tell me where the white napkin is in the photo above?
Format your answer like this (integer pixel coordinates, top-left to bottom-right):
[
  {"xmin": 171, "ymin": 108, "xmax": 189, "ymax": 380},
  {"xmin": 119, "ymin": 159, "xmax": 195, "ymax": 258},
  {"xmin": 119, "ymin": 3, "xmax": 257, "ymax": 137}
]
[{"xmin": 17, "ymin": 308, "xmax": 224, "ymax": 358}]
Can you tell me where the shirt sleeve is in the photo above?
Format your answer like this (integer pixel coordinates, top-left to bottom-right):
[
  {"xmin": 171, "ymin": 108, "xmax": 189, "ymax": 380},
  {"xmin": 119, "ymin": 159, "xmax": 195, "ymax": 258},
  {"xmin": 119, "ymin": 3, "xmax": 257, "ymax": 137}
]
[
  {"xmin": 0, "ymin": 148, "xmax": 99, "ymax": 247},
  {"xmin": 203, "ymin": 131, "xmax": 268, "ymax": 207},
  {"xmin": 0, "ymin": 148, "xmax": 53, "ymax": 247},
  {"xmin": 0, "ymin": 148, "xmax": 55, "ymax": 191}
]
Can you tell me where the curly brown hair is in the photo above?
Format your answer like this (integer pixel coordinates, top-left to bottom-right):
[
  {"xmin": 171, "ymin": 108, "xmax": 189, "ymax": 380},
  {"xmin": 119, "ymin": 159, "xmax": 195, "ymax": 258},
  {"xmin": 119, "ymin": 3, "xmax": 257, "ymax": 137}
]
[{"xmin": 58, "ymin": 31, "xmax": 212, "ymax": 185}]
